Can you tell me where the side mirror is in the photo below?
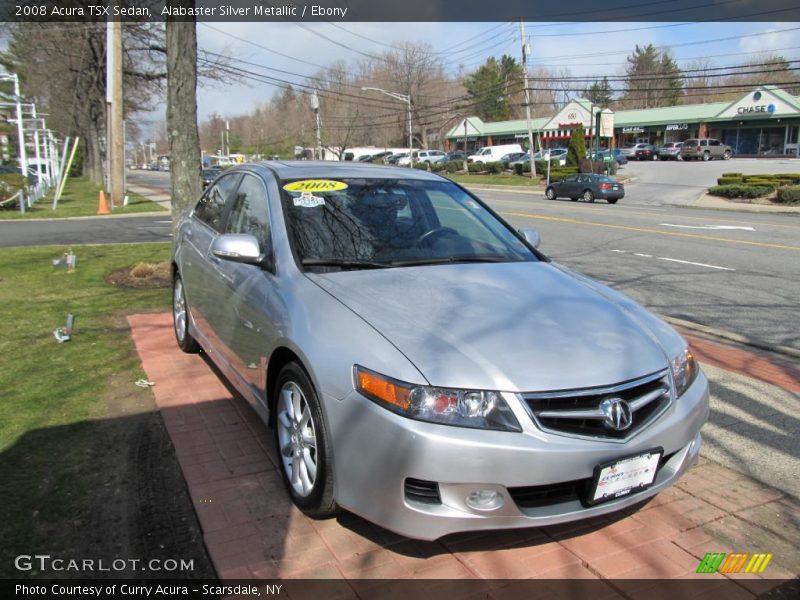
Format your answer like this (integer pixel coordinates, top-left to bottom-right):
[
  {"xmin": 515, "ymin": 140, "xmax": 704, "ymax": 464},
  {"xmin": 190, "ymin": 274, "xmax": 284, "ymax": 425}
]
[
  {"xmin": 211, "ymin": 233, "xmax": 264, "ymax": 265},
  {"xmin": 519, "ymin": 227, "xmax": 541, "ymax": 249}
]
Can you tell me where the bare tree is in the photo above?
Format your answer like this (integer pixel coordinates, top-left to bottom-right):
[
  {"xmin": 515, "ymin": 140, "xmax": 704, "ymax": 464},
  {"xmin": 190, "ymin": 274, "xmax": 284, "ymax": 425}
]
[{"xmin": 166, "ymin": 15, "xmax": 202, "ymax": 219}]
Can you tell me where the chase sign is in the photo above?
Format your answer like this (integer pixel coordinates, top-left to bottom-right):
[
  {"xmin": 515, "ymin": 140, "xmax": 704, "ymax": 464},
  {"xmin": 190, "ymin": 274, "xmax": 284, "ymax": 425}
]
[{"xmin": 737, "ymin": 104, "xmax": 776, "ymax": 115}]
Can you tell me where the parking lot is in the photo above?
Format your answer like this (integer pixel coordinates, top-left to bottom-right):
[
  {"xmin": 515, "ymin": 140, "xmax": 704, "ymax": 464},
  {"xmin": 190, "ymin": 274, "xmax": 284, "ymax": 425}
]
[{"xmin": 614, "ymin": 157, "xmax": 800, "ymax": 206}]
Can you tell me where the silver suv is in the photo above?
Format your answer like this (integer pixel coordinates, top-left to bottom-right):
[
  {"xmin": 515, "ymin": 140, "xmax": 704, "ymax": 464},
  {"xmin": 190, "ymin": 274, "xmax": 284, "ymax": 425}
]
[{"xmin": 680, "ymin": 138, "xmax": 733, "ymax": 161}]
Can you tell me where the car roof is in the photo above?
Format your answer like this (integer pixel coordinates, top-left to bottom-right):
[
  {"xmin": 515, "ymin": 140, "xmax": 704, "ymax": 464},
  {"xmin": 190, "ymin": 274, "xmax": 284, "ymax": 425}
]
[{"xmin": 241, "ymin": 160, "xmax": 445, "ymax": 182}]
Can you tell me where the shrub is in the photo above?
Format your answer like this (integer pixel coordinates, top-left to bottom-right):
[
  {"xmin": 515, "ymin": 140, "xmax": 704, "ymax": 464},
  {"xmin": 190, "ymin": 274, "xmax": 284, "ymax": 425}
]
[
  {"xmin": 566, "ymin": 124, "xmax": 586, "ymax": 167},
  {"xmin": 486, "ymin": 161, "xmax": 504, "ymax": 174},
  {"xmin": 721, "ymin": 172, "xmax": 742, "ymax": 178},
  {"xmin": 445, "ymin": 161, "xmax": 459, "ymax": 173},
  {"xmin": 717, "ymin": 177, "xmax": 743, "ymax": 185},
  {"xmin": 514, "ymin": 163, "xmax": 524, "ymax": 176},
  {"xmin": 0, "ymin": 173, "xmax": 27, "ymax": 203},
  {"xmin": 467, "ymin": 162, "xmax": 483, "ymax": 173},
  {"xmin": 708, "ymin": 184, "xmax": 774, "ymax": 198},
  {"xmin": 775, "ymin": 185, "xmax": 800, "ymax": 204}
]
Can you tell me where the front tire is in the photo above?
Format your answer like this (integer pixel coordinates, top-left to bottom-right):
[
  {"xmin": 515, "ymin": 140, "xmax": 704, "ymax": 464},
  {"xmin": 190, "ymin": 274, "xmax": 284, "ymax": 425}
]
[
  {"xmin": 172, "ymin": 274, "xmax": 200, "ymax": 353},
  {"xmin": 723, "ymin": 150, "xmax": 732, "ymax": 160},
  {"xmin": 545, "ymin": 187, "xmax": 556, "ymax": 200},
  {"xmin": 274, "ymin": 362, "xmax": 336, "ymax": 518},
  {"xmin": 702, "ymin": 151, "xmax": 710, "ymax": 161}
]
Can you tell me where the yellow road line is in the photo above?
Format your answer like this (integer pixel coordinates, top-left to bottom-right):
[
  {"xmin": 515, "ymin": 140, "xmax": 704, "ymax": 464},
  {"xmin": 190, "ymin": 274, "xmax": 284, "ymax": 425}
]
[{"xmin": 501, "ymin": 211, "xmax": 800, "ymax": 251}]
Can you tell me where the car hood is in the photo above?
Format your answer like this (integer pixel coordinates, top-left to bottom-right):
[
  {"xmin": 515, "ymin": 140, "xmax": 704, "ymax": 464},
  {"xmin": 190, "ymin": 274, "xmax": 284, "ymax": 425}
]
[{"xmin": 307, "ymin": 262, "xmax": 669, "ymax": 392}]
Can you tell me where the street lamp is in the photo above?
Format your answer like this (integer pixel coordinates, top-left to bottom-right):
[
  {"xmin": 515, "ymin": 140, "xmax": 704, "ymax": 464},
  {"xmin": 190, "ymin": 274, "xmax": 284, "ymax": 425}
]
[{"xmin": 361, "ymin": 87, "xmax": 413, "ymax": 167}]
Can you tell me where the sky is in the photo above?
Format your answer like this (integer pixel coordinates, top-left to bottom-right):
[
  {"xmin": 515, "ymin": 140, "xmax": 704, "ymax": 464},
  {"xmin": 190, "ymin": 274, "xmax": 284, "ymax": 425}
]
[{"xmin": 132, "ymin": 20, "xmax": 799, "ymax": 136}]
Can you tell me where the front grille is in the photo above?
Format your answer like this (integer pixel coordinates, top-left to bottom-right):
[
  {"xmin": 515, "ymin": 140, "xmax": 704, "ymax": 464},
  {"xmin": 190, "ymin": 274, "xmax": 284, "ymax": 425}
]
[
  {"xmin": 404, "ymin": 478, "xmax": 441, "ymax": 505},
  {"xmin": 521, "ymin": 370, "xmax": 671, "ymax": 440},
  {"xmin": 509, "ymin": 451, "xmax": 676, "ymax": 509}
]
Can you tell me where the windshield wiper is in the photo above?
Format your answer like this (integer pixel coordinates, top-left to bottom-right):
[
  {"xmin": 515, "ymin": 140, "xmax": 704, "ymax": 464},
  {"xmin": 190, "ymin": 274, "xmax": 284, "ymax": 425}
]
[
  {"xmin": 301, "ymin": 258, "xmax": 394, "ymax": 270},
  {"xmin": 391, "ymin": 256, "xmax": 522, "ymax": 267}
]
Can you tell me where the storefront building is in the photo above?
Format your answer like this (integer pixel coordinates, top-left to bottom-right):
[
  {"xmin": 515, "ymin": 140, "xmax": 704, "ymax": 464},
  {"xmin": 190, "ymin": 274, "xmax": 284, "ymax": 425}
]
[{"xmin": 446, "ymin": 86, "xmax": 800, "ymax": 157}]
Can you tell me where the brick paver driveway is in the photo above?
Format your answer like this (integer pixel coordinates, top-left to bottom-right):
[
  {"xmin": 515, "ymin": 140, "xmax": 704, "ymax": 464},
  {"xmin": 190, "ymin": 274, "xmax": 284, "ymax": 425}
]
[{"xmin": 129, "ymin": 314, "xmax": 799, "ymax": 596}]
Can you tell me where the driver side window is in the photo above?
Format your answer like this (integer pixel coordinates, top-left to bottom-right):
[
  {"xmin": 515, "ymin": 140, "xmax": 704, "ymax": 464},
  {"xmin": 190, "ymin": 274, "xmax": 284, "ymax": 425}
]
[
  {"xmin": 194, "ymin": 174, "xmax": 241, "ymax": 232},
  {"xmin": 225, "ymin": 174, "xmax": 272, "ymax": 253}
]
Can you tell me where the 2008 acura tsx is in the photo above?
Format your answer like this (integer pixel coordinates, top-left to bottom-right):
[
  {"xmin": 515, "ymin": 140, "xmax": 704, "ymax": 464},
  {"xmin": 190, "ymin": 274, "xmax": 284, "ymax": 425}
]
[{"xmin": 171, "ymin": 161, "xmax": 709, "ymax": 540}]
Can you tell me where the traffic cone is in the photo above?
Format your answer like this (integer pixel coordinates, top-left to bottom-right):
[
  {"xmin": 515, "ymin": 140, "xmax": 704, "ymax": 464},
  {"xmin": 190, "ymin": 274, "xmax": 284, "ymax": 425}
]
[{"xmin": 97, "ymin": 190, "xmax": 110, "ymax": 215}]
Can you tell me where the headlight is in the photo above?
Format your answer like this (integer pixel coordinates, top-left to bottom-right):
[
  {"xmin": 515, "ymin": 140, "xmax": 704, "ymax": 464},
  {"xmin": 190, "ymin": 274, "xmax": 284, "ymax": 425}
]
[
  {"xmin": 670, "ymin": 346, "xmax": 698, "ymax": 398},
  {"xmin": 354, "ymin": 366, "xmax": 521, "ymax": 432}
]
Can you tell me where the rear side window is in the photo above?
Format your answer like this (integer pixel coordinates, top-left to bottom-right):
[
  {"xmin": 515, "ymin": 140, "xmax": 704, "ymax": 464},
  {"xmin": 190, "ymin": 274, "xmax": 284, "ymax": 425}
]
[
  {"xmin": 684, "ymin": 139, "xmax": 697, "ymax": 146},
  {"xmin": 710, "ymin": 139, "xmax": 720, "ymax": 146},
  {"xmin": 194, "ymin": 174, "xmax": 242, "ymax": 232},
  {"xmin": 700, "ymin": 140, "xmax": 708, "ymax": 146}
]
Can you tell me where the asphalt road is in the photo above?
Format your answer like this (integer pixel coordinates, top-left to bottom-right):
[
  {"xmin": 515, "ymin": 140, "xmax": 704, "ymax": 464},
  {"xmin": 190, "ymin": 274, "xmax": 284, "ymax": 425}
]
[
  {"xmin": 3, "ymin": 165, "xmax": 799, "ymax": 351},
  {"xmin": 474, "ymin": 187, "xmax": 800, "ymax": 350}
]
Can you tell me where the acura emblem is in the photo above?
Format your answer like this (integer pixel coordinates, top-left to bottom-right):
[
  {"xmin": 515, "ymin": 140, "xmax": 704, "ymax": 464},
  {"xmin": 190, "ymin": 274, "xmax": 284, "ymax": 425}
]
[{"xmin": 599, "ymin": 397, "xmax": 633, "ymax": 431}]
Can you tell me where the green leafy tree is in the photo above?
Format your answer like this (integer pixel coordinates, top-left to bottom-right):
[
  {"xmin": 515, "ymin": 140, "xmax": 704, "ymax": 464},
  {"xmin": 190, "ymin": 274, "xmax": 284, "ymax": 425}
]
[
  {"xmin": 623, "ymin": 44, "xmax": 683, "ymax": 108},
  {"xmin": 566, "ymin": 124, "xmax": 586, "ymax": 167},
  {"xmin": 464, "ymin": 55, "xmax": 524, "ymax": 121},
  {"xmin": 584, "ymin": 76, "xmax": 613, "ymax": 105}
]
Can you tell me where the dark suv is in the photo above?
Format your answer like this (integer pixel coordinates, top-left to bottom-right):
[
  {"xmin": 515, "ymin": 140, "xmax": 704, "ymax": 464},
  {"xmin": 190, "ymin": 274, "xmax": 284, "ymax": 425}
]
[{"xmin": 680, "ymin": 139, "xmax": 733, "ymax": 161}]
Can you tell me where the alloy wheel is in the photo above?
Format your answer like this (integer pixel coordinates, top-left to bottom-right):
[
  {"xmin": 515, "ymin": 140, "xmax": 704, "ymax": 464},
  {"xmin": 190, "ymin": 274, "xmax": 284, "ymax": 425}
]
[
  {"xmin": 173, "ymin": 277, "xmax": 186, "ymax": 343},
  {"xmin": 277, "ymin": 382, "xmax": 318, "ymax": 497}
]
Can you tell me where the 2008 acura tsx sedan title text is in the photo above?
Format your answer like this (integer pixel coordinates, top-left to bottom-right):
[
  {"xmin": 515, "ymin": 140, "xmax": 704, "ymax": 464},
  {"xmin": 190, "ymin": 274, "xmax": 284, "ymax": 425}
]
[{"xmin": 171, "ymin": 161, "xmax": 709, "ymax": 540}]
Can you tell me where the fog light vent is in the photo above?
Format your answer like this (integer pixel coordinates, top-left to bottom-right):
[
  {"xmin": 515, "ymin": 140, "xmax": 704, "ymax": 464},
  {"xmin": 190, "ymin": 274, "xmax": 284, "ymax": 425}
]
[{"xmin": 404, "ymin": 478, "xmax": 441, "ymax": 505}]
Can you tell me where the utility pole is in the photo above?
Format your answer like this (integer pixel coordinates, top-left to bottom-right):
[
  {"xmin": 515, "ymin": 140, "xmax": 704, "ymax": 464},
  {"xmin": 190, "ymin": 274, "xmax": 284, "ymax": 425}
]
[
  {"xmin": 362, "ymin": 87, "xmax": 412, "ymax": 167},
  {"xmin": 108, "ymin": 18, "xmax": 124, "ymax": 207},
  {"xmin": 310, "ymin": 91, "xmax": 322, "ymax": 160},
  {"xmin": 519, "ymin": 19, "xmax": 536, "ymax": 178}
]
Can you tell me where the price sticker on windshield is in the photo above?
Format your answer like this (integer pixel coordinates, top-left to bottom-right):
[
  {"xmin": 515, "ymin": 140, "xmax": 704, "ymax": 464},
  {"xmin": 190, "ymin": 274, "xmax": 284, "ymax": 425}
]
[
  {"xmin": 293, "ymin": 192, "xmax": 326, "ymax": 208},
  {"xmin": 283, "ymin": 179, "xmax": 348, "ymax": 193}
]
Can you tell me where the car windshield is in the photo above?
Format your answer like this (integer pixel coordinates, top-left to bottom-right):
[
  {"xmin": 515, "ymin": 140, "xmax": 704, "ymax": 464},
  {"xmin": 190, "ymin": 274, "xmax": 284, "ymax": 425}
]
[{"xmin": 280, "ymin": 178, "xmax": 537, "ymax": 270}]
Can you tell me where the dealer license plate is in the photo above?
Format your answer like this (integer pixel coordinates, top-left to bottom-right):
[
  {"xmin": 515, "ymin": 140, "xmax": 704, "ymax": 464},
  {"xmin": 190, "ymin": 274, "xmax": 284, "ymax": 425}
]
[
  {"xmin": 612, "ymin": 185, "xmax": 619, "ymax": 190},
  {"xmin": 585, "ymin": 449, "xmax": 662, "ymax": 506}
]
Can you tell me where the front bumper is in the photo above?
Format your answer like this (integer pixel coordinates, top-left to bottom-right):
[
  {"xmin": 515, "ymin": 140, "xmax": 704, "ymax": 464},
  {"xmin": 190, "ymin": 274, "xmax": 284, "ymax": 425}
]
[{"xmin": 325, "ymin": 371, "xmax": 709, "ymax": 540}]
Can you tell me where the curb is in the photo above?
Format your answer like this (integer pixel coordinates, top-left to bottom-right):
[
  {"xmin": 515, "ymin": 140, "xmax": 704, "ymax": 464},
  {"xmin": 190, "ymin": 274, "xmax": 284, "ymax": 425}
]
[
  {"xmin": 688, "ymin": 192, "xmax": 800, "ymax": 215},
  {"xmin": 662, "ymin": 315, "xmax": 800, "ymax": 360}
]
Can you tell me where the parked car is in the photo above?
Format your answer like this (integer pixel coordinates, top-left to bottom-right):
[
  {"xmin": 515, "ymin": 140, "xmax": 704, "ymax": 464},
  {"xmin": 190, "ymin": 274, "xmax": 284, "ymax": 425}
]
[
  {"xmin": 633, "ymin": 144, "xmax": 659, "ymax": 161},
  {"xmin": 545, "ymin": 173, "xmax": 625, "ymax": 204},
  {"xmin": 658, "ymin": 142, "xmax": 683, "ymax": 160},
  {"xmin": 444, "ymin": 151, "xmax": 466, "ymax": 163},
  {"xmin": 398, "ymin": 150, "xmax": 447, "ymax": 165},
  {"xmin": 589, "ymin": 148, "xmax": 628, "ymax": 166},
  {"xmin": 387, "ymin": 152, "xmax": 408, "ymax": 165},
  {"xmin": 508, "ymin": 153, "xmax": 530, "ymax": 169},
  {"xmin": 201, "ymin": 168, "xmax": 223, "ymax": 189},
  {"xmin": 620, "ymin": 143, "xmax": 650, "ymax": 158},
  {"xmin": 533, "ymin": 148, "xmax": 568, "ymax": 167},
  {"xmin": 500, "ymin": 152, "xmax": 527, "ymax": 169},
  {"xmin": 680, "ymin": 138, "xmax": 733, "ymax": 161},
  {"xmin": 171, "ymin": 161, "xmax": 708, "ymax": 540},
  {"xmin": 468, "ymin": 143, "xmax": 524, "ymax": 164}
]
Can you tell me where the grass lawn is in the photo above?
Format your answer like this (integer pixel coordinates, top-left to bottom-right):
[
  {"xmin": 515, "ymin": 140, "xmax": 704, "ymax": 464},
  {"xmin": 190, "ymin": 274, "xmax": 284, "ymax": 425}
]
[
  {"xmin": 445, "ymin": 173, "xmax": 545, "ymax": 187},
  {"xmin": 0, "ymin": 243, "xmax": 178, "ymax": 576},
  {"xmin": 0, "ymin": 176, "xmax": 167, "ymax": 220}
]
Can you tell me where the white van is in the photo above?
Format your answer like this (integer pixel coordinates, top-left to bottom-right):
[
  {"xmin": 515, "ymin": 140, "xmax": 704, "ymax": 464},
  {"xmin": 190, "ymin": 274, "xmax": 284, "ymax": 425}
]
[{"xmin": 468, "ymin": 144, "xmax": 524, "ymax": 164}]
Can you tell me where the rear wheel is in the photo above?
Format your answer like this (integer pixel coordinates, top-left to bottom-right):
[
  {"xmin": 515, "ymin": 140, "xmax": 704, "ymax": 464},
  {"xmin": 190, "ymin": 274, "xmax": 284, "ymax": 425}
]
[
  {"xmin": 172, "ymin": 274, "xmax": 200, "ymax": 353},
  {"xmin": 723, "ymin": 150, "xmax": 732, "ymax": 160},
  {"xmin": 607, "ymin": 198, "xmax": 618, "ymax": 204},
  {"xmin": 274, "ymin": 362, "xmax": 337, "ymax": 518},
  {"xmin": 545, "ymin": 187, "xmax": 556, "ymax": 200},
  {"xmin": 583, "ymin": 189, "xmax": 595, "ymax": 203}
]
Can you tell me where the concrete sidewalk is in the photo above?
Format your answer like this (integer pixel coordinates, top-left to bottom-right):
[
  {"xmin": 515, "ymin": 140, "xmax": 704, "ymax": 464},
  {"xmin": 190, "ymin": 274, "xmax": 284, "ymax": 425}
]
[
  {"xmin": 127, "ymin": 183, "xmax": 172, "ymax": 210},
  {"xmin": 128, "ymin": 313, "xmax": 799, "ymax": 593}
]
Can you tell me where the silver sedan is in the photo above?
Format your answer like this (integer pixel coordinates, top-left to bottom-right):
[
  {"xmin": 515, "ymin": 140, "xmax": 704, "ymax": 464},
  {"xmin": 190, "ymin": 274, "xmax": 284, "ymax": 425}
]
[{"xmin": 171, "ymin": 162, "xmax": 709, "ymax": 540}]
